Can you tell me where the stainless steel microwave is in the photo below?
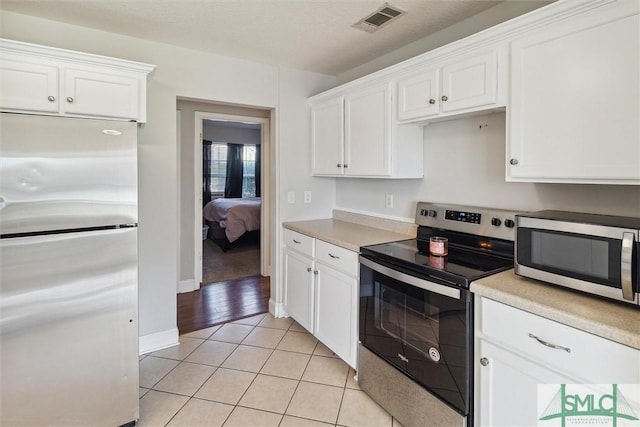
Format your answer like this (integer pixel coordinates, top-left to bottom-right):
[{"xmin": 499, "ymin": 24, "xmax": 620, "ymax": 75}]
[{"xmin": 515, "ymin": 210, "xmax": 640, "ymax": 306}]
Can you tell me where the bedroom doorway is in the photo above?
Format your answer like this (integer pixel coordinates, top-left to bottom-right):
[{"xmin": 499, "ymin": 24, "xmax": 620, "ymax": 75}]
[{"xmin": 194, "ymin": 112, "xmax": 270, "ymax": 290}]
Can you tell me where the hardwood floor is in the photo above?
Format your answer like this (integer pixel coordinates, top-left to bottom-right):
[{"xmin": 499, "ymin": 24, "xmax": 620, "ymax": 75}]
[{"xmin": 177, "ymin": 275, "xmax": 270, "ymax": 334}]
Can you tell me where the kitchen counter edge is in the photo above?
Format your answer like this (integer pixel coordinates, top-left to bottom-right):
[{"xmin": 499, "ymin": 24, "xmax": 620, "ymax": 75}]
[
  {"xmin": 283, "ymin": 218, "xmax": 414, "ymax": 253},
  {"xmin": 471, "ymin": 270, "xmax": 640, "ymax": 350}
]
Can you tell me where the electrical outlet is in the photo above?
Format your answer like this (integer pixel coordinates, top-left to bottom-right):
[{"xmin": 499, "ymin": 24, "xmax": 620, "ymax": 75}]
[
  {"xmin": 385, "ymin": 194, "xmax": 393, "ymax": 209},
  {"xmin": 287, "ymin": 191, "xmax": 295, "ymax": 204},
  {"xmin": 304, "ymin": 191, "xmax": 312, "ymax": 204}
]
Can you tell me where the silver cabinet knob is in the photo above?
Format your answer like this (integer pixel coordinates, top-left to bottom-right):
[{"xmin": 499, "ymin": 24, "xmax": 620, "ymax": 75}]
[
  {"xmin": 313, "ymin": 270, "xmax": 318, "ymax": 275},
  {"xmin": 66, "ymin": 97, "xmax": 74, "ymax": 103},
  {"xmin": 337, "ymin": 164, "xmax": 342, "ymax": 168},
  {"xmin": 509, "ymin": 158, "xmax": 519, "ymax": 166},
  {"xmin": 480, "ymin": 357, "xmax": 489, "ymax": 366},
  {"xmin": 429, "ymin": 99, "xmax": 436, "ymax": 105},
  {"xmin": 343, "ymin": 164, "xmax": 348, "ymax": 168},
  {"xmin": 441, "ymin": 95, "xmax": 448, "ymax": 101},
  {"xmin": 307, "ymin": 267, "xmax": 312, "ymax": 272},
  {"xmin": 47, "ymin": 96, "xmax": 56, "ymax": 102}
]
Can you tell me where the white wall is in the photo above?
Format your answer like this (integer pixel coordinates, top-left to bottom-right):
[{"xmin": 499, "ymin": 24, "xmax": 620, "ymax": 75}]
[
  {"xmin": 203, "ymin": 122, "xmax": 261, "ymax": 145},
  {"xmin": 1, "ymin": 10, "xmax": 335, "ymax": 352},
  {"xmin": 335, "ymin": 113, "xmax": 640, "ymax": 220}
]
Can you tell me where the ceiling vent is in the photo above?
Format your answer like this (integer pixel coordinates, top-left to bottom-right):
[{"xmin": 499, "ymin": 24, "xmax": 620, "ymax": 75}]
[{"xmin": 353, "ymin": 3, "xmax": 406, "ymax": 33}]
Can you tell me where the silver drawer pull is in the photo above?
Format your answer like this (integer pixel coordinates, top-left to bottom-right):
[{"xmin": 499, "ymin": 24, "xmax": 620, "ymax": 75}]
[
  {"xmin": 328, "ymin": 253, "xmax": 340, "ymax": 259},
  {"xmin": 292, "ymin": 239, "xmax": 301, "ymax": 244},
  {"xmin": 528, "ymin": 333, "xmax": 571, "ymax": 353}
]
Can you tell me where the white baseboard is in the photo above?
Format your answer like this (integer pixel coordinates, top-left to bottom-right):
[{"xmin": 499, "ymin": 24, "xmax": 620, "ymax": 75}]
[
  {"xmin": 178, "ymin": 279, "xmax": 196, "ymax": 293},
  {"xmin": 139, "ymin": 328, "xmax": 179, "ymax": 355},
  {"xmin": 269, "ymin": 298, "xmax": 288, "ymax": 318}
]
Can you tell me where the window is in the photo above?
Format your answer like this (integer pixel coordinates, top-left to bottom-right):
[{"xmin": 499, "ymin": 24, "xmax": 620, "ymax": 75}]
[
  {"xmin": 242, "ymin": 145, "xmax": 256, "ymax": 198},
  {"xmin": 208, "ymin": 143, "xmax": 257, "ymax": 198}
]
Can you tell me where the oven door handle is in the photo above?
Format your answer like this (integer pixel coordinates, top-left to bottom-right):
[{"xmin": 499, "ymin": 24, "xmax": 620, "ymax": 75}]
[{"xmin": 360, "ymin": 257, "xmax": 461, "ymax": 300}]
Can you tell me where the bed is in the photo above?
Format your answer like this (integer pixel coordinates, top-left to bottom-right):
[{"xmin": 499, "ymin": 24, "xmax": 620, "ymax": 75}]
[{"xmin": 202, "ymin": 197, "xmax": 261, "ymax": 251}]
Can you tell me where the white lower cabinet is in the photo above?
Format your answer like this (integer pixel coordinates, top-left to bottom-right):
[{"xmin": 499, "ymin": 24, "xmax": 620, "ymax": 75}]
[
  {"xmin": 283, "ymin": 249, "xmax": 314, "ymax": 333},
  {"xmin": 474, "ymin": 296, "xmax": 640, "ymax": 426},
  {"xmin": 314, "ymin": 257, "xmax": 358, "ymax": 368},
  {"xmin": 283, "ymin": 229, "xmax": 314, "ymax": 333},
  {"xmin": 283, "ymin": 228, "xmax": 359, "ymax": 368}
]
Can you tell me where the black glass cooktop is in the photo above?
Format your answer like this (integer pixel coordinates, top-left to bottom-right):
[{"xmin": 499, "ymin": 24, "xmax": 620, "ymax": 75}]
[{"xmin": 360, "ymin": 237, "xmax": 514, "ymax": 287}]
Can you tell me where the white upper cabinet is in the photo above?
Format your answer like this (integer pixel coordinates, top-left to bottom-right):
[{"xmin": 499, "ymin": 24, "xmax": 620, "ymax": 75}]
[
  {"xmin": 311, "ymin": 96, "xmax": 344, "ymax": 175},
  {"xmin": 397, "ymin": 67, "xmax": 439, "ymax": 121},
  {"xmin": 397, "ymin": 48, "xmax": 503, "ymax": 122},
  {"xmin": 507, "ymin": 1, "xmax": 640, "ymax": 184},
  {"xmin": 63, "ymin": 67, "xmax": 141, "ymax": 120},
  {"xmin": 310, "ymin": 81, "xmax": 423, "ymax": 179},
  {"xmin": 0, "ymin": 57, "xmax": 60, "ymax": 113},
  {"xmin": 344, "ymin": 83, "xmax": 391, "ymax": 176},
  {"xmin": 0, "ymin": 39, "xmax": 155, "ymax": 122}
]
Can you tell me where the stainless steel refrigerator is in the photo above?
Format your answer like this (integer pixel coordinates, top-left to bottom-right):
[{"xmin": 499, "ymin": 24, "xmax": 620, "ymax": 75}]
[{"xmin": 0, "ymin": 112, "xmax": 139, "ymax": 426}]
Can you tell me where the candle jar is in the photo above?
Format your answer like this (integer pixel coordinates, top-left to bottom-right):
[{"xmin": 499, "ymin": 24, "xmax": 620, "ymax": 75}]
[{"xmin": 429, "ymin": 237, "xmax": 448, "ymax": 256}]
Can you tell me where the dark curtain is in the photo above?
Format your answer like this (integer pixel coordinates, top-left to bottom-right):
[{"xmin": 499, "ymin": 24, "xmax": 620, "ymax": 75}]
[
  {"xmin": 224, "ymin": 143, "xmax": 244, "ymax": 198},
  {"xmin": 202, "ymin": 140, "xmax": 212, "ymax": 206},
  {"xmin": 255, "ymin": 145, "xmax": 261, "ymax": 198}
]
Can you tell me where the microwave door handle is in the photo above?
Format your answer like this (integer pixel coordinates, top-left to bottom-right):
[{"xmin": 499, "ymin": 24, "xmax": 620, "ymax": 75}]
[{"xmin": 621, "ymin": 232, "xmax": 635, "ymax": 301}]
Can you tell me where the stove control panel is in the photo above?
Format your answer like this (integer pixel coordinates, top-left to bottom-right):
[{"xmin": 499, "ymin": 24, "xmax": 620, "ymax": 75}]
[
  {"xmin": 416, "ymin": 202, "xmax": 525, "ymax": 241},
  {"xmin": 445, "ymin": 209, "xmax": 481, "ymax": 224}
]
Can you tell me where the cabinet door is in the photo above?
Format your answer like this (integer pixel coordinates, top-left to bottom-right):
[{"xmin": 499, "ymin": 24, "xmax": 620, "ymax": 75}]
[
  {"xmin": 314, "ymin": 263, "xmax": 358, "ymax": 368},
  {"xmin": 440, "ymin": 50, "xmax": 497, "ymax": 113},
  {"xmin": 344, "ymin": 83, "xmax": 391, "ymax": 176},
  {"xmin": 311, "ymin": 96, "xmax": 344, "ymax": 175},
  {"xmin": 0, "ymin": 56, "xmax": 59, "ymax": 113},
  {"xmin": 508, "ymin": 6, "xmax": 640, "ymax": 184},
  {"xmin": 476, "ymin": 339, "xmax": 574, "ymax": 427},
  {"xmin": 63, "ymin": 67, "xmax": 140, "ymax": 120},
  {"xmin": 283, "ymin": 248, "xmax": 314, "ymax": 332},
  {"xmin": 397, "ymin": 67, "xmax": 439, "ymax": 121}
]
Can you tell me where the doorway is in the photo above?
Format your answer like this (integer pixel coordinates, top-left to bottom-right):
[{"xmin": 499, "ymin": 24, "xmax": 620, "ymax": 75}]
[
  {"xmin": 194, "ymin": 112, "xmax": 271, "ymax": 289},
  {"xmin": 199, "ymin": 116, "xmax": 267, "ymax": 288}
]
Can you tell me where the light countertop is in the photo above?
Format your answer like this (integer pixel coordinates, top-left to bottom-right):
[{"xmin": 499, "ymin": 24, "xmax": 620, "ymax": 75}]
[
  {"xmin": 282, "ymin": 218, "xmax": 414, "ymax": 252},
  {"xmin": 472, "ymin": 270, "xmax": 640, "ymax": 350}
]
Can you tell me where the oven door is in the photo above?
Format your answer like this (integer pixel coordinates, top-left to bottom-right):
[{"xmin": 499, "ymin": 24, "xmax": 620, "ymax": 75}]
[{"xmin": 359, "ymin": 256, "xmax": 472, "ymax": 416}]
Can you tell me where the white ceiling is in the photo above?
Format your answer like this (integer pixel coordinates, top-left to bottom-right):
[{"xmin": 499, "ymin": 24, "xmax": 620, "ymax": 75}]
[{"xmin": 1, "ymin": 0, "xmax": 547, "ymax": 76}]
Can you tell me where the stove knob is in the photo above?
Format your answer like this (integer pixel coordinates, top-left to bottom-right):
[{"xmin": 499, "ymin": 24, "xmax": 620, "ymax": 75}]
[
  {"xmin": 491, "ymin": 217, "xmax": 502, "ymax": 227},
  {"xmin": 504, "ymin": 219, "xmax": 515, "ymax": 228},
  {"xmin": 428, "ymin": 210, "xmax": 437, "ymax": 218}
]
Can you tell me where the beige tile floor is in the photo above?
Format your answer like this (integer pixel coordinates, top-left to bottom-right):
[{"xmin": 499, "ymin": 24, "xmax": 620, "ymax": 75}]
[{"xmin": 139, "ymin": 313, "xmax": 403, "ymax": 427}]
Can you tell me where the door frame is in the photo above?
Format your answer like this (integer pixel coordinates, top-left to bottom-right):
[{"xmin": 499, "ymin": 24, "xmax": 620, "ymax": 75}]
[{"xmin": 194, "ymin": 112, "xmax": 270, "ymax": 288}]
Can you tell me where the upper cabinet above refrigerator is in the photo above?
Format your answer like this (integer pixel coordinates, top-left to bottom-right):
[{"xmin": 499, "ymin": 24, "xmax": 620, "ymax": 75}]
[{"xmin": 0, "ymin": 38, "xmax": 156, "ymax": 122}]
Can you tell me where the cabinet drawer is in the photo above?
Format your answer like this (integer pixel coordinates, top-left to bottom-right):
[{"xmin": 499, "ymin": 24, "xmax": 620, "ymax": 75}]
[
  {"xmin": 315, "ymin": 240, "xmax": 358, "ymax": 277},
  {"xmin": 478, "ymin": 298, "xmax": 639, "ymax": 383},
  {"xmin": 283, "ymin": 229, "xmax": 314, "ymax": 257}
]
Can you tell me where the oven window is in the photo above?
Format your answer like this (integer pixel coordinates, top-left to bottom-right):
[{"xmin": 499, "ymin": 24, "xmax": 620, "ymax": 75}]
[
  {"xmin": 531, "ymin": 231, "xmax": 609, "ymax": 279},
  {"xmin": 376, "ymin": 282, "xmax": 440, "ymax": 357}
]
